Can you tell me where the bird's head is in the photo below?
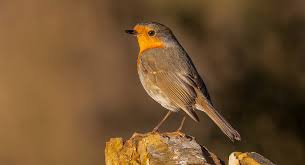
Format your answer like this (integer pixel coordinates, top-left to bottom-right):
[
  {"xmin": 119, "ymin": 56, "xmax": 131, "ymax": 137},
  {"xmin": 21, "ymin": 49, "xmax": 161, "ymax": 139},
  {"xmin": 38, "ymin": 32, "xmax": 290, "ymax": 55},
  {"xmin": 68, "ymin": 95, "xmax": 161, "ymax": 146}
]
[{"xmin": 125, "ymin": 22, "xmax": 177, "ymax": 53}]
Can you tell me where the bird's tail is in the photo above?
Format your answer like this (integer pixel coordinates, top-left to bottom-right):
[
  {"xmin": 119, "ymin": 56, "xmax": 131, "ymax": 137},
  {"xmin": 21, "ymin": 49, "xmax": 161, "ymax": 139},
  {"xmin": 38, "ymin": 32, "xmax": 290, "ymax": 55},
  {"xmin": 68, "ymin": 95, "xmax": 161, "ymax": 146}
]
[{"xmin": 196, "ymin": 96, "xmax": 241, "ymax": 141}]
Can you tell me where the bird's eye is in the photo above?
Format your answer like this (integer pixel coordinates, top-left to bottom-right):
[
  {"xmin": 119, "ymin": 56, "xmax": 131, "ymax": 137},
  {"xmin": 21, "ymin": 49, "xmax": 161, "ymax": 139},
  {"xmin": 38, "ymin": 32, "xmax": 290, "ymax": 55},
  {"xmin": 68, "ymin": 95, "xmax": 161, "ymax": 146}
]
[{"xmin": 148, "ymin": 30, "xmax": 156, "ymax": 36}]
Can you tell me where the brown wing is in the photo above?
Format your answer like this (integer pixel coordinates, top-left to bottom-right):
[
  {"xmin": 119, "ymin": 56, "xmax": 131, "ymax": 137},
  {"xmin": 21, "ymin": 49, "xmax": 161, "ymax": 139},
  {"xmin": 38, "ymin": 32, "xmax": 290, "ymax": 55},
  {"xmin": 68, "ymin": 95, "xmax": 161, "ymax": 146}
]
[
  {"xmin": 150, "ymin": 71, "xmax": 200, "ymax": 122},
  {"xmin": 141, "ymin": 47, "xmax": 212, "ymax": 105}
]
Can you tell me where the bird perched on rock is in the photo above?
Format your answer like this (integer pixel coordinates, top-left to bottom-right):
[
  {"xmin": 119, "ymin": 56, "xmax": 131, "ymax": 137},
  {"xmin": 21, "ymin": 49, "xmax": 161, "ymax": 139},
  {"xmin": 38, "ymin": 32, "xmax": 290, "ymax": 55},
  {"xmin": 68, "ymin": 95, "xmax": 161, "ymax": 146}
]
[{"xmin": 125, "ymin": 22, "xmax": 241, "ymax": 141}]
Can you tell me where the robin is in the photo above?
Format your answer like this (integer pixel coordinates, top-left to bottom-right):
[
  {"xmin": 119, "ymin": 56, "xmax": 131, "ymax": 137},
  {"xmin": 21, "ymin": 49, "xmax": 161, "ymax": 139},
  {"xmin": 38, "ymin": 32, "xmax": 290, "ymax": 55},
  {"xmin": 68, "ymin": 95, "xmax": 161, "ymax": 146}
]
[{"xmin": 125, "ymin": 22, "xmax": 241, "ymax": 141}]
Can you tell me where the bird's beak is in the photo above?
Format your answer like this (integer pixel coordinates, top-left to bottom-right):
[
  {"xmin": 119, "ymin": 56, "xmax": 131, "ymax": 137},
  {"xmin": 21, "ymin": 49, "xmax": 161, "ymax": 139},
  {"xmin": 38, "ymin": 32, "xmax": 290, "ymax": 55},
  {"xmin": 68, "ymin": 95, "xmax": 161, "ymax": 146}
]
[{"xmin": 125, "ymin": 29, "xmax": 138, "ymax": 36}]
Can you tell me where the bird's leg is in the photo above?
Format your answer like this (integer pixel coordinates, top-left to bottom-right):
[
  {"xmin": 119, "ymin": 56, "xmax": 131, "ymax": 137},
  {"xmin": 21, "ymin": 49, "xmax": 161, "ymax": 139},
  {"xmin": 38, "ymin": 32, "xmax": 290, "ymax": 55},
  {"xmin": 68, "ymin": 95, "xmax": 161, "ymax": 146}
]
[
  {"xmin": 176, "ymin": 116, "xmax": 186, "ymax": 132},
  {"xmin": 152, "ymin": 111, "xmax": 172, "ymax": 132}
]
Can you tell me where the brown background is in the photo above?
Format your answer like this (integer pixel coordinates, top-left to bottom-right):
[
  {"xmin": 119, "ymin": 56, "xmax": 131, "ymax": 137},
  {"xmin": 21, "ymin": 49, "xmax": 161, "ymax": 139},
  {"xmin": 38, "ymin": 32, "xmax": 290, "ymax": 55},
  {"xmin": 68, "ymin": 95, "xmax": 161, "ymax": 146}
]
[{"xmin": 0, "ymin": 0, "xmax": 304, "ymax": 164}]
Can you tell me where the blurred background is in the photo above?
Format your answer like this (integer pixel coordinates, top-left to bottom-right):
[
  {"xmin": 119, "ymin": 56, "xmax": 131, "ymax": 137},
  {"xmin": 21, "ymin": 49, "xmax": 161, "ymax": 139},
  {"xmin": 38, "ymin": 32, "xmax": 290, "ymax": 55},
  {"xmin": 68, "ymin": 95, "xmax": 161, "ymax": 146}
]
[{"xmin": 0, "ymin": 0, "xmax": 304, "ymax": 164}]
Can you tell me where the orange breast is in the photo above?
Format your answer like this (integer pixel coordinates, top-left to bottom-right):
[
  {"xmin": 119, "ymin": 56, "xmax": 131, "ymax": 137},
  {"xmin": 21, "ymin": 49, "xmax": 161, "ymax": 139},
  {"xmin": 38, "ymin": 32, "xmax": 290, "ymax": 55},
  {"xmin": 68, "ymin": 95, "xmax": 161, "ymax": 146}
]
[{"xmin": 137, "ymin": 35, "xmax": 164, "ymax": 53}]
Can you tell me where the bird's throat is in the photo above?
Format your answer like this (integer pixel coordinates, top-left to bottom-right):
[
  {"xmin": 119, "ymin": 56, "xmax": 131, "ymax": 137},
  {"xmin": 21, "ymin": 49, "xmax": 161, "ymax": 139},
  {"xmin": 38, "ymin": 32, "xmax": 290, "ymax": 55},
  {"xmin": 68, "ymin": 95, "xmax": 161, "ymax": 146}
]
[{"xmin": 137, "ymin": 35, "xmax": 164, "ymax": 53}]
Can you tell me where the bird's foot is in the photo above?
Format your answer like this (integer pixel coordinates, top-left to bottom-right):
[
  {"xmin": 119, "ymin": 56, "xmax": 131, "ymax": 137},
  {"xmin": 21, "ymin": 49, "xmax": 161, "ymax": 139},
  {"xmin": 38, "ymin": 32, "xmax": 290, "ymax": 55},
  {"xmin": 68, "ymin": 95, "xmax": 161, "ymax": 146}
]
[
  {"xmin": 151, "ymin": 127, "xmax": 159, "ymax": 133},
  {"xmin": 175, "ymin": 127, "xmax": 183, "ymax": 132},
  {"xmin": 131, "ymin": 132, "xmax": 146, "ymax": 138}
]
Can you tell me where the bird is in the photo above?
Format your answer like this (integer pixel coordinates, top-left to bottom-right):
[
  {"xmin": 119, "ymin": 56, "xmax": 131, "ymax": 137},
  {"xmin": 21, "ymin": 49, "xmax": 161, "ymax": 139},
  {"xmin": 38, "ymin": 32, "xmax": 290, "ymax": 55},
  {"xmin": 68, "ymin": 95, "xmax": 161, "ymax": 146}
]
[{"xmin": 125, "ymin": 22, "xmax": 241, "ymax": 141}]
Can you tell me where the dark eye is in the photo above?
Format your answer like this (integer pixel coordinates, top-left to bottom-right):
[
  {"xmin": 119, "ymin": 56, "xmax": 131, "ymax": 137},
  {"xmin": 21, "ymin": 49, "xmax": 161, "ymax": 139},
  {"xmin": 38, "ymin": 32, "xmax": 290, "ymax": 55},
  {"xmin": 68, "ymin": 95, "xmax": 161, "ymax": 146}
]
[{"xmin": 148, "ymin": 30, "xmax": 155, "ymax": 36}]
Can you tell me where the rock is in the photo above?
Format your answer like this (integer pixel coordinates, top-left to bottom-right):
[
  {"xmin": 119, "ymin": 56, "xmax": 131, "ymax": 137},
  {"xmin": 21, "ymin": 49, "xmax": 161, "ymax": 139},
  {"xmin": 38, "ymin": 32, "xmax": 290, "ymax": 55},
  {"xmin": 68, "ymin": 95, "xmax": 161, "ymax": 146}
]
[
  {"xmin": 105, "ymin": 132, "xmax": 223, "ymax": 165},
  {"xmin": 229, "ymin": 152, "xmax": 276, "ymax": 165}
]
